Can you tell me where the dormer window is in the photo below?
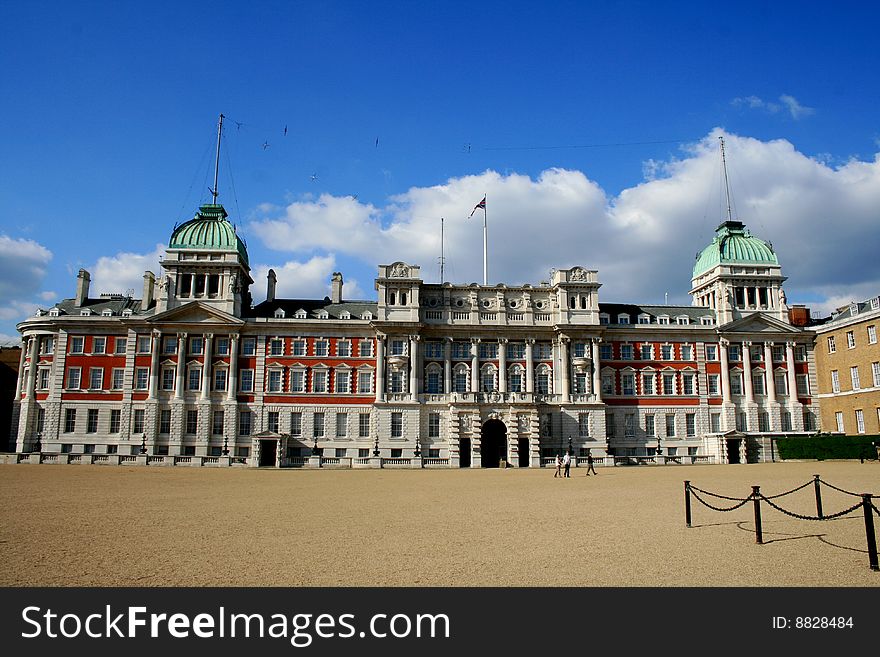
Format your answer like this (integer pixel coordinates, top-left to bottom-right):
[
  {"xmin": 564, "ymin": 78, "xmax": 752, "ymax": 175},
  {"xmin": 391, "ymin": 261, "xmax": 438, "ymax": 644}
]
[
  {"xmin": 102, "ymin": 309, "xmax": 113, "ymax": 317},
  {"xmin": 361, "ymin": 311, "xmax": 373, "ymax": 320},
  {"xmin": 49, "ymin": 309, "xmax": 60, "ymax": 317},
  {"xmin": 599, "ymin": 313, "xmax": 610, "ymax": 325},
  {"xmin": 617, "ymin": 314, "xmax": 630, "ymax": 324},
  {"xmin": 121, "ymin": 309, "xmax": 133, "ymax": 317},
  {"xmin": 700, "ymin": 316, "xmax": 714, "ymax": 325},
  {"xmin": 339, "ymin": 311, "xmax": 351, "ymax": 320},
  {"xmin": 316, "ymin": 310, "xmax": 329, "ymax": 320},
  {"xmin": 294, "ymin": 309, "xmax": 307, "ymax": 319},
  {"xmin": 274, "ymin": 308, "xmax": 286, "ymax": 319},
  {"xmin": 80, "ymin": 309, "xmax": 92, "ymax": 316},
  {"xmin": 676, "ymin": 316, "xmax": 689, "ymax": 325},
  {"xmin": 638, "ymin": 314, "xmax": 651, "ymax": 324},
  {"xmin": 658, "ymin": 315, "xmax": 670, "ymax": 325}
]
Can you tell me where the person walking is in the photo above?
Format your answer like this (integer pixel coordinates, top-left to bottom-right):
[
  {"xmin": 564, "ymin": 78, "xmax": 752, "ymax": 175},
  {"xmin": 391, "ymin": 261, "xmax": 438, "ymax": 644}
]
[
  {"xmin": 585, "ymin": 449, "xmax": 597, "ymax": 475},
  {"xmin": 554, "ymin": 453, "xmax": 562, "ymax": 478},
  {"xmin": 563, "ymin": 451, "xmax": 571, "ymax": 478}
]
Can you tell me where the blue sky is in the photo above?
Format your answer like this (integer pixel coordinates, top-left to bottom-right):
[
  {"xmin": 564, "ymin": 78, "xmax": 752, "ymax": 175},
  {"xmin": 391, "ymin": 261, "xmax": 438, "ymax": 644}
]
[{"xmin": 2, "ymin": 0, "xmax": 879, "ymax": 344}]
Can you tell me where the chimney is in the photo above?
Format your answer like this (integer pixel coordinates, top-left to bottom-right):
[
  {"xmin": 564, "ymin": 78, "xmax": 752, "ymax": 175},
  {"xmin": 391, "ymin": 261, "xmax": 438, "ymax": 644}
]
[
  {"xmin": 788, "ymin": 305, "xmax": 811, "ymax": 327},
  {"xmin": 142, "ymin": 271, "xmax": 156, "ymax": 310},
  {"xmin": 267, "ymin": 269, "xmax": 277, "ymax": 303},
  {"xmin": 331, "ymin": 272, "xmax": 343, "ymax": 304},
  {"xmin": 75, "ymin": 269, "xmax": 91, "ymax": 307}
]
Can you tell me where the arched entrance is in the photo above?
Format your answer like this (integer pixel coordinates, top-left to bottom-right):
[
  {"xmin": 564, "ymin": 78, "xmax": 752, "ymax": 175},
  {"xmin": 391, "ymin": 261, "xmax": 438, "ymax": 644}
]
[{"xmin": 481, "ymin": 419, "xmax": 507, "ymax": 468}]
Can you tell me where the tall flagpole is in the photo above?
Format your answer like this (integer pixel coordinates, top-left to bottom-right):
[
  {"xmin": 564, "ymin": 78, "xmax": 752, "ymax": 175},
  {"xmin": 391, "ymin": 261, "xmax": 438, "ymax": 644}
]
[
  {"xmin": 440, "ymin": 217, "xmax": 445, "ymax": 284},
  {"xmin": 482, "ymin": 193, "xmax": 488, "ymax": 285},
  {"xmin": 211, "ymin": 113, "xmax": 225, "ymax": 203}
]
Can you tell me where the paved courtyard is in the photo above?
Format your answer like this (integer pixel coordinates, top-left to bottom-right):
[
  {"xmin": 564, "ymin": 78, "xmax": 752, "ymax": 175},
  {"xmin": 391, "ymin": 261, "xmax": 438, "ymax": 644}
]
[{"xmin": 1, "ymin": 461, "xmax": 878, "ymax": 586}]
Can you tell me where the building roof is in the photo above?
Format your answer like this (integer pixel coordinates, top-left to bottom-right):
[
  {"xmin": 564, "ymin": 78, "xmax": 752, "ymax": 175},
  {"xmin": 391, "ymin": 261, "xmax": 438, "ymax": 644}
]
[
  {"xmin": 693, "ymin": 220, "xmax": 778, "ymax": 278},
  {"xmin": 250, "ymin": 298, "xmax": 378, "ymax": 320},
  {"xmin": 169, "ymin": 204, "xmax": 249, "ymax": 265},
  {"xmin": 47, "ymin": 296, "xmax": 149, "ymax": 317},
  {"xmin": 598, "ymin": 303, "xmax": 712, "ymax": 325}
]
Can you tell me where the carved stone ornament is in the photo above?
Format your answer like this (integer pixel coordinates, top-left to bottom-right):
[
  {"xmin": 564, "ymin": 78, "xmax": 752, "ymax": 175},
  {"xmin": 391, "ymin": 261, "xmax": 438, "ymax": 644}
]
[
  {"xmin": 389, "ymin": 262, "xmax": 410, "ymax": 278},
  {"xmin": 570, "ymin": 267, "xmax": 588, "ymax": 281}
]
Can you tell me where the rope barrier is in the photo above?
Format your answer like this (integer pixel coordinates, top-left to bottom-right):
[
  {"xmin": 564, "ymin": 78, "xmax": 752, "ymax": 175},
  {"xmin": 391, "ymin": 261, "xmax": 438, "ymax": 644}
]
[
  {"xmin": 758, "ymin": 495, "xmax": 863, "ymax": 522},
  {"xmin": 688, "ymin": 487, "xmax": 752, "ymax": 513},
  {"xmin": 687, "ymin": 484, "xmax": 750, "ymax": 502},
  {"xmin": 761, "ymin": 480, "xmax": 814, "ymax": 500},
  {"xmin": 817, "ymin": 478, "xmax": 865, "ymax": 498}
]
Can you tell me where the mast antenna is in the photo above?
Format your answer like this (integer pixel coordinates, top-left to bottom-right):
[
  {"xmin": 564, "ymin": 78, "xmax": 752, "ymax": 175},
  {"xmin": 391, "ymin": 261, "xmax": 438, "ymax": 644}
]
[
  {"xmin": 719, "ymin": 136, "xmax": 734, "ymax": 222},
  {"xmin": 439, "ymin": 217, "xmax": 446, "ymax": 284},
  {"xmin": 211, "ymin": 113, "xmax": 225, "ymax": 204}
]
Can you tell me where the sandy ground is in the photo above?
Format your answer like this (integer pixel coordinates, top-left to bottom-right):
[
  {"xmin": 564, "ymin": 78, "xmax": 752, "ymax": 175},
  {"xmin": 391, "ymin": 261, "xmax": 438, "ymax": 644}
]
[{"xmin": 0, "ymin": 461, "xmax": 878, "ymax": 587}]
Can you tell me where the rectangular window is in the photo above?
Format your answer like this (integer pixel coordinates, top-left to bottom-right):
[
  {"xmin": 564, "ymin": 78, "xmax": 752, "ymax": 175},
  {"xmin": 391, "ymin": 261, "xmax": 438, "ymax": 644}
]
[
  {"xmin": 600, "ymin": 344, "xmax": 613, "ymax": 360},
  {"xmin": 736, "ymin": 412, "xmax": 746, "ymax": 432},
  {"xmin": 640, "ymin": 344, "xmax": 652, "ymax": 360},
  {"xmin": 665, "ymin": 414, "xmax": 676, "ymax": 437},
  {"xmin": 663, "ymin": 373, "xmax": 676, "ymax": 395},
  {"xmin": 135, "ymin": 368, "xmax": 148, "ymax": 390},
  {"xmin": 313, "ymin": 412, "xmax": 325, "ymax": 437},
  {"xmin": 752, "ymin": 372, "xmax": 764, "ymax": 395},
  {"xmin": 64, "ymin": 408, "xmax": 76, "ymax": 433},
  {"xmin": 215, "ymin": 337, "xmax": 229, "ymax": 355},
  {"xmin": 774, "ymin": 372, "xmax": 787, "ymax": 396},
  {"xmin": 159, "ymin": 409, "xmax": 172, "ymax": 434},
  {"xmin": 705, "ymin": 344, "xmax": 717, "ymax": 361},
  {"xmin": 572, "ymin": 342, "xmax": 587, "ymax": 358},
  {"xmin": 851, "ymin": 366, "xmax": 860, "ymax": 390},
  {"xmin": 291, "ymin": 370, "xmax": 305, "ymax": 393},
  {"xmin": 290, "ymin": 412, "xmax": 302, "ymax": 436},
  {"xmin": 390, "ymin": 371, "xmax": 404, "ymax": 394},
  {"xmin": 578, "ymin": 412, "xmax": 590, "ymax": 437},
  {"xmin": 337, "ymin": 340, "xmax": 351, "ymax": 357},
  {"xmin": 359, "ymin": 340, "xmax": 373, "ymax": 357},
  {"xmin": 620, "ymin": 344, "xmax": 633, "ymax": 360},
  {"xmin": 87, "ymin": 409, "xmax": 99, "ymax": 433},
  {"xmin": 110, "ymin": 410, "xmax": 124, "ymax": 434},
  {"xmin": 335, "ymin": 448, "xmax": 347, "ymax": 458},
  {"xmin": 188, "ymin": 367, "xmax": 202, "ymax": 391},
  {"xmin": 803, "ymin": 411, "xmax": 815, "ymax": 432},
  {"xmin": 645, "ymin": 414, "xmax": 655, "ymax": 437},
  {"xmin": 358, "ymin": 448, "xmax": 369, "ymax": 458},
  {"xmin": 236, "ymin": 446, "xmax": 250, "ymax": 458},
  {"xmin": 535, "ymin": 343, "xmax": 552, "ymax": 360},
  {"xmin": 872, "ymin": 362, "xmax": 880, "ymax": 387},
  {"xmin": 314, "ymin": 340, "xmax": 329, "ymax": 357},
  {"xmin": 750, "ymin": 345, "xmax": 763, "ymax": 362},
  {"xmin": 831, "ymin": 370, "xmax": 840, "ymax": 393},
  {"xmin": 335, "ymin": 370, "xmax": 350, "ymax": 393},
  {"xmin": 358, "ymin": 371, "xmax": 372, "ymax": 394},
  {"xmin": 38, "ymin": 368, "xmax": 50, "ymax": 390},
  {"xmin": 268, "ymin": 370, "xmax": 283, "ymax": 393},
  {"xmin": 312, "ymin": 370, "xmax": 327, "ymax": 393},
  {"xmin": 868, "ymin": 325, "xmax": 877, "ymax": 345},
  {"xmin": 214, "ymin": 368, "xmax": 227, "ymax": 392},
  {"xmin": 426, "ymin": 370, "xmax": 442, "ymax": 393},
  {"xmin": 186, "ymin": 410, "xmax": 198, "ymax": 434},
  {"xmin": 481, "ymin": 370, "xmax": 496, "ymax": 392},
  {"xmin": 163, "ymin": 337, "xmax": 177, "ymax": 354},
  {"xmin": 89, "ymin": 368, "xmax": 104, "ymax": 390},
  {"xmin": 536, "ymin": 372, "xmax": 549, "ymax": 394},
  {"xmin": 391, "ymin": 412, "xmax": 403, "ymax": 438},
  {"xmin": 41, "ymin": 336, "xmax": 54, "ymax": 355},
  {"xmin": 136, "ymin": 336, "xmax": 150, "ymax": 353},
  {"xmin": 336, "ymin": 413, "xmax": 348, "ymax": 437},
  {"xmin": 190, "ymin": 337, "xmax": 203, "ymax": 355},
  {"xmin": 212, "ymin": 410, "xmax": 224, "ymax": 436},
  {"xmin": 114, "ymin": 337, "xmax": 127, "ymax": 354},
  {"xmin": 846, "ymin": 331, "xmax": 855, "ymax": 349},
  {"xmin": 683, "ymin": 373, "xmax": 695, "ymax": 395},
  {"xmin": 795, "ymin": 345, "xmax": 807, "ymax": 362},
  {"xmin": 827, "ymin": 336, "xmax": 836, "ymax": 353},
  {"xmin": 239, "ymin": 411, "xmax": 252, "ymax": 436},
  {"xmin": 133, "ymin": 409, "xmax": 145, "ymax": 434},
  {"xmin": 601, "ymin": 373, "xmax": 614, "ymax": 395},
  {"xmin": 624, "ymin": 414, "xmax": 635, "ymax": 438},
  {"xmin": 71, "ymin": 337, "xmax": 84, "ymax": 354},
  {"xmin": 292, "ymin": 340, "xmax": 306, "ymax": 357},
  {"xmin": 781, "ymin": 411, "xmax": 792, "ymax": 432},
  {"xmin": 242, "ymin": 337, "xmax": 257, "ymax": 356},
  {"xmin": 268, "ymin": 411, "xmax": 280, "ymax": 434},
  {"xmin": 759, "ymin": 412, "xmax": 769, "ymax": 432},
  {"xmin": 710, "ymin": 413, "xmax": 721, "ymax": 433},
  {"xmin": 796, "ymin": 374, "xmax": 809, "ymax": 397},
  {"xmin": 686, "ymin": 413, "xmax": 696, "ymax": 437},
  {"xmin": 730, "ymin": 373, "xmax": 743, "ymax": 396},
  {"xmin": 661, "ymin": 344, "xmax": 673, "ymax": 360},
  {"xmin": 621, "ymin": 374, "xmax": 635, "ymax": 396},
  {"xmin": 111, "ymin": 368, "xmax": 125, "ymax": 390},
  {"xmin": 573, "ymin": 372, "xmax": 587, "ymax": 394},
  {"xmin": 708, "ymin": 374, "xmax": 719, "ymax": 396},
  {"xmin": 478, "ymin": 343, "xmax": 498, "ymax": 359},
  {"xmin": 835, "ymin": 411, "xmax": 844, "ymax": 433},
  {"xmin": 359, "ymin": 413, "xmax": 370, "ymax": 438},
  {"xmin": 240, "ymin": 370, "xmax": 254, "ymax": 392},
  {"xmin": 454, "ymin": 370, "xmax": 468, "ymax": 393},
  {"xmin": 425, "ymin": 341, "xmax": 443, "ymax": 359},
  {"xmin": 161, "ymin": 368, "xmax": 174, "ymax": 391},
  {"xmin": 680, "ymin": 345, "xmax": 693, "ymax": 361},
  {"xmin": 270, "ymin": 338, "xmax": 284, "ymax": 356},
  {"xmin": 92, "ymin": 337, "xmax": 106, "ymax": 354},
  {"xmin": 728, "ymin": 345, "xmax": 740, "ymax": 361}
]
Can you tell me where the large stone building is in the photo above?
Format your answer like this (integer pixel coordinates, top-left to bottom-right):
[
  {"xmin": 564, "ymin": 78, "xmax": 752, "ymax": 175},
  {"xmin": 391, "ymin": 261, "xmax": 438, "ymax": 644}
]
[
  {"xmin": 10, "ymin": 205, "xmax": 820, "ymax": 467},
  {"xmin": 812, "ymin": 296, "xmax": 880, "ymax": 435}
]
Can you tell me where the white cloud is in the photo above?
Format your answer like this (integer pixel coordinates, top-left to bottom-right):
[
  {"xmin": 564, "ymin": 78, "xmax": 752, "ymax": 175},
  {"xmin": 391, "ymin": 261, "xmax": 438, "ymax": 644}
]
[
  {"xmin": 248, "ymin": 129, "xmax": 880, "ymax": 314},
  {"xmin": 0, "ymin": 235, "xmax": 53, "ymax": 328},
  {"xmin": 731, "ymin": 94, "xmax": 814, "ymax": 120},
  {"xmin": 90, "ymin": 244, "xmax": 165, "ymax": 297},
  {"xmin": 252, "ymin": 255, "xmax": 367, "ymax": 304}
]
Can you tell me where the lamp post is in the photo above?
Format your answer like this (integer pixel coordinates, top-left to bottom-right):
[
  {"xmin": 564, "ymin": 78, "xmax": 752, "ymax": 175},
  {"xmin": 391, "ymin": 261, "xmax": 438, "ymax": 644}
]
[
  {"xmin": 33, "ymin": 431, "xmax": 42, "ymax": 453},
  {"xmin": 414, "ymin": 437, "xmax": 421, "ymax": 457},
  {"xmin": 139, "ymin": 434, "xmax": 148, "ymax": 455},
  {"xmin": 222, "ymin": 433, "xmax": 229, "ymax": 456},
  {"xmin": 373, "ymin": 435, "xmax": 380, "ymax": 457},
  {"xmin": 567, "ymin": 436, "xmax": 573, "ymax": 456},
  {"xmin": 312, "ymin": 437, "xmax": 320, "ymax": 456}
]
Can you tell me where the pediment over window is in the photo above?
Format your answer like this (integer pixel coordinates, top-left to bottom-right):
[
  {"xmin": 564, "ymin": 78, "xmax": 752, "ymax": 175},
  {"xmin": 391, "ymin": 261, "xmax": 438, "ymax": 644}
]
[
  {"xmin": 719, "ymin": 313, "xmax": 802, "ymax": 335},
  {"xmin": 146, "ymin": 301, "xmax": 244, "ymax": 327}
]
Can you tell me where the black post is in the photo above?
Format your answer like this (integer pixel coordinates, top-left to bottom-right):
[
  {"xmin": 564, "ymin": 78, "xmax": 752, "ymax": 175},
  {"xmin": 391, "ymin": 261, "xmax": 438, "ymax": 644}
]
[
  {"xmin": 752, "ymin": 485, "xmax": 763, "ymax": 544},
  {"xmin": 813, "ymin": 474, "xmax": 824, "ymax": 520},
  {"xmin": 684, "ymin": 481, "xmax": 692, "ymax": 528},
  {"xmin": 862, "ymin": 494, "xmax": 878, "ymax": 572}
]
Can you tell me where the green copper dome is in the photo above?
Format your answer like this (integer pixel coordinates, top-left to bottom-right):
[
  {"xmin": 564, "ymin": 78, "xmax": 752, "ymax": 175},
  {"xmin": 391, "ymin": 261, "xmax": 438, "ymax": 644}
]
[
  {"xmin": 693, "ymin": 220, "xmax": 777, "ymax": 278},
  {"xmin": 169, "ymin": 204, "xmax": 249, "ymax": 264}
]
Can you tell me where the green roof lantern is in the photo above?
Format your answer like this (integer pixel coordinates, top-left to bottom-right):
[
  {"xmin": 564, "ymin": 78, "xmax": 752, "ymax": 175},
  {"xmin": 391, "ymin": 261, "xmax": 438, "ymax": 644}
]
[
  {"xmin": 169, "ymin": 204, "xmax": 249, "ymax": 265},
  {"xmin": 692, "ymin": 220, "xmax": 777, "ymax": 278}
]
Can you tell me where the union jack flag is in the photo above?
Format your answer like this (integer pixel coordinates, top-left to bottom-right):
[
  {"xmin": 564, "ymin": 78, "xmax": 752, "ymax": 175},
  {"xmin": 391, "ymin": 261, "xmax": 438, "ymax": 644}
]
[{"xmin": 469, "ymin": 196, "xmax": 486, "ymax": 218}]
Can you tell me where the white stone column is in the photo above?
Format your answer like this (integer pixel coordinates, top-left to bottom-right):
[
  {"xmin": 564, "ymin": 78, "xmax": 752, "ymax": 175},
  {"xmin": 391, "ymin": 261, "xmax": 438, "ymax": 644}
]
[
  {"xmin": 175, "ymin": 332, "xmax": 187, "ymax": 399},
  {"xmin": 591, "ymin": 338, "xmax": 601, "ymax": 400},
  {"xmin": 24, "ymin": 336, "xmax": 38, "ymax": 399},
  {"xmin": 201, "ymin": 333, "xmax": 213, "ymax": 400},
  {"xmin": 525, "ymin": 339, "xmax": 534, "ymax": 394},
  {"xmin": 148, "ymin": 330, "xmax": 161, "ymax": 399},
  {"xmin": 763, "ymin": 342, "xmax": 776, "ymax": 403},
  {"xmin": 443, "ymin": 338, "xmax": 452, "ymax": 394},
  {"xmin": 470, "ymin": 339, "xmax": 480, "ymax": 393},
  {"xmin": 785, "ymin": 341, "xmax": 798, "ymax": 401},
  {"xmin": 409, "ymin": 335, "xmax": 419, "ymax": 402},
  {"xmin": 560, "ymin": 337, "xmax": 570, "ymax": 403},
  {"xmin": 720, "ymin": 339, "xmax": 731, "ymax": 403},
  {"xmin": 375, "ymin": 336, "xmax": 385, "ymax": 402},
  {"xmin": 498, "ymin": 339, "xmax": 507, "ymax": 393},
  {"xmin": 227, "ymin": 334, "xmax": 239, "ymax": 401},
  {"xmin": 15, "ymin": 337, "xmax": 28, "ymax": 398},
  {"xmin": 742, "ymin": 342, "xmax": 754, "ymax": 405}
]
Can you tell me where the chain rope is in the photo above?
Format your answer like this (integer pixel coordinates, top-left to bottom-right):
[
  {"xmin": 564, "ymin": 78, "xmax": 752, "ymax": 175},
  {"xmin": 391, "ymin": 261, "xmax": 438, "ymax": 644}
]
[
  {"xmin": 758, "ymin": 494, "xmax": 863, "ymax": 521},
  {"xmin": 688, "ymin": 487, "xmax": 752, "ymax": 512},
  {"xmin": 761, "ymin": 480, "xmax": 814, "ymax": 500},
  {"xmin": 817, "ymin": 478, "xmax": 865, "ymax": 498},
  {"xmin": 687, "ymin": 484, "xmax": 749, "ymax": 502}
]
